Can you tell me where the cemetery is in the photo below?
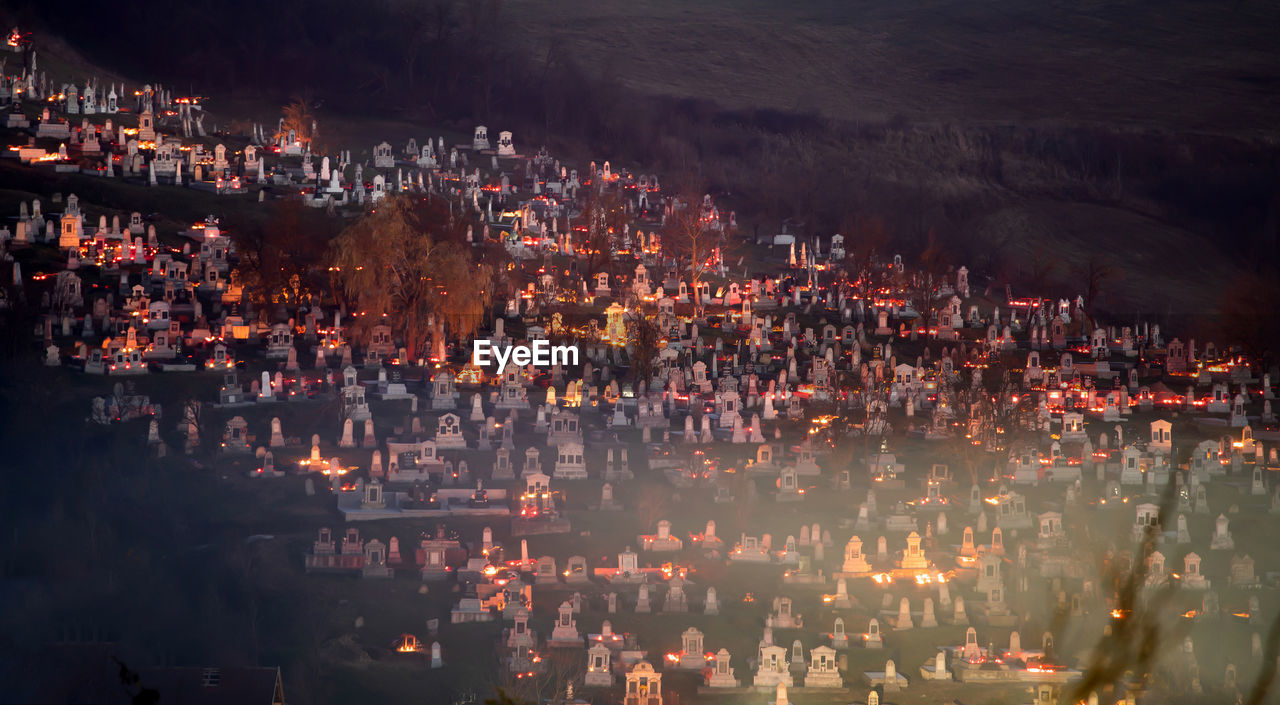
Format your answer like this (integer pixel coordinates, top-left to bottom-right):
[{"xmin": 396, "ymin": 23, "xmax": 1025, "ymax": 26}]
[{"xmin": 0, "ymin": 17, "xmax": 1279, "ymax": 705}]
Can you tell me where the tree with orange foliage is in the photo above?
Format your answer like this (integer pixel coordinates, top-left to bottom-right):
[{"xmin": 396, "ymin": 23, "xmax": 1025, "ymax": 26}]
[
  {"xmin": 275, "ymin": 96, "xmax": 317, "ymax": 151},
  {"xmin": 575, "ymin": 186, "xmax": 627, "ymax": 282},
  {"xmin": 329, "ymin": 195, "xmax": 493, "ymax": 360}
]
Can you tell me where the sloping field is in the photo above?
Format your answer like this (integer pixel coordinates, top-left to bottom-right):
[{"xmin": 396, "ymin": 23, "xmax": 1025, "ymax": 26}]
[
  {"xmin": 502, "ymin": 0, "xmax": 1280, "ymax": 134},
  {"xmin": 973, "ymin": 198, "xmax": 1242, "ymax": 320}
]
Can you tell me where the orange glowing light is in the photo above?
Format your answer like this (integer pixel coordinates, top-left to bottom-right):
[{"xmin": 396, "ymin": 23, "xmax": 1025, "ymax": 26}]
[{"xmin": 395, "ymin": 634, "xmax": 422, "ymax": 652}]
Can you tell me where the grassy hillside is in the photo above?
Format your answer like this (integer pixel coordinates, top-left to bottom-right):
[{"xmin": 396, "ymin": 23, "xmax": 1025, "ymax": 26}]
[{"xmin": 500, "ymin": 0, "xmax": 1280, "ymax": 135}]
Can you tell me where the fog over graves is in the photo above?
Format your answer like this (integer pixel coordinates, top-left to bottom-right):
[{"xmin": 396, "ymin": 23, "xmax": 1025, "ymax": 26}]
[{"xmin": 0, "ymin": 9, "xmax": 1279, "ymax": 705}]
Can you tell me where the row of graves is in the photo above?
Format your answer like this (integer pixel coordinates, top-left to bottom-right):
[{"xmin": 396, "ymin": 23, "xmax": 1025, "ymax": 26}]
[
  {"xmin": 1, "ymin": 35, "xmax": 504, "ymax": 203},
  {"xmin": 27, "ymin": 199, "xmax": 1280, "ymax": 705},
  {"xmin": 6, "ymin": 49, "xmax": 1280, "ymax": 702},
  {"xmin": 17, "ymin": 178, "xmax": 1280, "ymax": 705},
  {"xmin": 458, "ymin": 233, "xmax": 1280, "ymax": 702},
  {"xmin": 11, "ymin": 195, "xmax": 254, "ymax": 375},
  {"xmin": 285, "ymin": 250, "xmax": 1280, "ymax": 705},
  {"xmin": 2, "ymin": 62, "xmax": 265, "ymax": 193},
  {"xmin": 1, "ymin": 79, "xmax": 703, "ymax": 375},
  {"xmin": 3, "ymin": 119, "xmax": 559, "ymax": 372},
  {"xmin": 1, "ymin": 29, "xmax": 658, "ymax": 226}
]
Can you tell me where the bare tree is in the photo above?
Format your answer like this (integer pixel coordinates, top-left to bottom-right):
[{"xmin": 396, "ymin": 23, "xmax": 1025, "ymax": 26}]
[
  {"xmin": 1027, "ymin": 241, "xmax": 1058, "ymax": 292},
  {"xmin": 1078, "ymin": 253, "xmax": 1120, "ymax": 319},
  {"xmin": 574, "ymin": 187, "xmax": 627, "ymax": 282},
  {"xmin": 491, "ymin": 648, "xmax": 583, "ymax": 705},
  {"xmin": 661, "ymin": 182, "xmax": 718, "ymax": 317},
  {"xmin": 1068, "ymin": 477, "xmax": 1186, "ymax": 702},
  {"xmin": 626, "ymin": 312, "xmax": 662, "ymax": 387}
]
